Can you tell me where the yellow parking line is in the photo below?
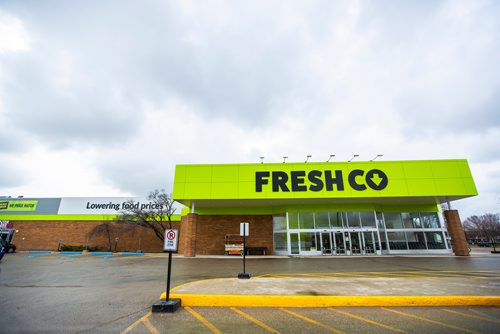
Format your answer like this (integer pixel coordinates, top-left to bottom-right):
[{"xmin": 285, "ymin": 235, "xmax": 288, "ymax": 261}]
[
  {"xmin": 185, "ymin": 307, "xmax": 222, "ymax": 334},
  {"xmin": 120, "ymin": 311, "xmax": 152, "ymax": 334},
  {"xmin": 230, "ymin": 307, "xmax": 280, "ymax": 333},
  {"xmin": 382, "ymin": 308, "xmax": 480, "ymax": 334},
  {"xmin": 265, "ymin": 274, "xmax": 294, "ymax": 278},
  {"xmin": 280, "ymin": 308, "xmax": 345, "ymax": 334},
  {"xmin": 374, "ymin": 272, "xmax": 433, "ymax": 278},
  {"xmin": 441, "ymin": 309, "xmax": 500, "ymax": 324},
  {"xmin": 331, "ymin": 272, "xmax": 377, "ymax": 278},
  {"xmin": 328, "ymin": 308, "xmax": 407, "ymax": 333},
  {"xmin": 297, "ymin": 273, "xmax": 339, "ymax": 279},
  {"xmin": 142, "ymin": 317, "xmax": 160, "ymax": 334}
]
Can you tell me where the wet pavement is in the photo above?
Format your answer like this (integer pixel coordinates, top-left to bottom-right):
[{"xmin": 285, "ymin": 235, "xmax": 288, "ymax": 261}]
[{"xmin": 0, "ymin": 250, "xmax": 499, "ymax": 333}]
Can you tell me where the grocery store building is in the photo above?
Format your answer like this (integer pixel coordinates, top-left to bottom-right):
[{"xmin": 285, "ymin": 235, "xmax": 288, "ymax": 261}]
[{"xmin": 0, "ymin": 159, "xmax": 477, "ymax": 256}]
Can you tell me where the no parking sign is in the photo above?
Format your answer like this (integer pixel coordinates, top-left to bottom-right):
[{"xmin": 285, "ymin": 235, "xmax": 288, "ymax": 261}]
[{"xmin": 163, "ymin": 229, "xmax": 178, "ymax": 251}]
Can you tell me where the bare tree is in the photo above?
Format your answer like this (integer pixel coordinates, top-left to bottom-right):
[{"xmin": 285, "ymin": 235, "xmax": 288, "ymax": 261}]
[
  {"xmin": 115, "ymin": 189, "xmax": 177, "ymax": 243},
  {"xmin": 463, "ymin": 213, "xmax": 500, "ymax": 252},
  {"xmin": 88, "ymin": 222, "xmax": 113, "ymax": 251}
]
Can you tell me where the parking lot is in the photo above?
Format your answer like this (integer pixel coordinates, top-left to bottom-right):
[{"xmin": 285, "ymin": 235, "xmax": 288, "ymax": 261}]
[
  {"xmin": 124, "ymin": 306, "xmax": 500, "ymax": 334},
  {"xmin": 0, "ymin": 252, "xmax": 499, "ymax": 333}
]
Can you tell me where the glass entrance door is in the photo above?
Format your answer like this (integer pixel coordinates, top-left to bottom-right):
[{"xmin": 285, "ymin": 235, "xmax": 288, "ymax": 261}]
[
  {"xmin": 320, "ymin": 233, "xmax": 332, "ymax": 255},
  {"xmin": 290, "ymin": 233, "xmax": 300, "ymax": 255},
  {"xmin": 288, "ymin": 229, "xmax": 381, "ymax": 256},
  {"xmin": 363, "ymin": 231, "xmax": 376, "ymax": 254},
  {"xmin": 333, "ymin": 232, "xmax": 346, "ymax": 255},
  {"xmin": 350, "ymin": 232, "xmax": 362, "ymax": 254}
]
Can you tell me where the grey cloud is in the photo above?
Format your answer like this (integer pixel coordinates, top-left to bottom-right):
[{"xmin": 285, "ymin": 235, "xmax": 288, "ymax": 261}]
[
  {"xmin": 1, "ymin": 1, "xmax": 336, "ymax": 132},
  {"xmin": 0, "ymin": 161, "xmax": 26, "ymax": 189}
]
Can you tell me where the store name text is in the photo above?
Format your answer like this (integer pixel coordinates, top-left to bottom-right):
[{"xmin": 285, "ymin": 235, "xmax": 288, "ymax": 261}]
[{"xmin": 255, "ymin": 169, "xmax": 388, "ymax": 192}]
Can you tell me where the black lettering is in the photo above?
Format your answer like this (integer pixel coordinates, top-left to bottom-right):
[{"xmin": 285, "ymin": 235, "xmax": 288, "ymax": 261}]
[
  {"xmin": 308, "ymin": 170, "xmax": 324, "ymax": 191},
  {"xmin": 365, "ymin": 169, "xmax": 388, "ymax": 190},
  {"xmin": 255, "ymin": 171, "xmax": 270, "ymax": 192},
  {"xmin": 272, "ymin": 171, "xmax": 290, "ymax": 192},
  {"xmin": 349, "ymin": 169, "xmax": 367, "ymax": 191},
  {"xmin": 325, "ymin": 170, "xmax": 344, "ymax": 191},
  {"xmin": 291, "ymin": 171, "xmax": 307, "ymax": 191}
]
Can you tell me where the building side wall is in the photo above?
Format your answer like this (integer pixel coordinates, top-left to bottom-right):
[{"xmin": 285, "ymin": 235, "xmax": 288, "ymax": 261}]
[
  {"xmin": 194, "ymin": 215, "xmax": 274, "ymax": 255},
  {"xmin": 10, "ymin": 220, "xmax": 177, "ymax": 252}
]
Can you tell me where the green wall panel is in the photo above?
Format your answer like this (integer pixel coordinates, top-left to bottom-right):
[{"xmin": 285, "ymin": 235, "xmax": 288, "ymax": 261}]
[{"xmin": 173, "ymin": 159, "xmax": 477, "ymax": 202}]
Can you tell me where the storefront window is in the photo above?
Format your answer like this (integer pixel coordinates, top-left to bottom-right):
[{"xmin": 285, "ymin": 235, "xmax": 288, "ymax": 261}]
[
  {"xmin": 315, "ymin": 212, "xmax": 330, "ymax": 228},
  {"xmin": 380, "ymin": 231, "xmax": 389, "ymax": 250},
  {"xmin": 401, "ymin": 213, "xmax": 413, "ymax": 229},
  {"xmin": 330, "ymin": 212, "xmax": 343, "ymax": 228},
  {"xmin": 273, "ymin": 232, "xmax": 287, "ymax": 251},
  {"xmin": 346, "ymin": 212, "xmax": 361, "ymax": 227},
  {"xmin": 273, "ymin": 215, "xmax": 286, "ymax": 231},
  {"xmin": 425, "ymin": 232, "xmax": 445, "ymax": 249},
  {"xmin": 283, "ymin": 209, "xmax": 448, "ymax": 254},
  {"xmin": 387, "ymin": 232, "xmax": 407, "ymax": 250},
  {"xmin": 299, "ymin": 212, "xmax": 315, "ymax": 229},
  {"xmin": 411, "ymin": 213, "xmax": 422, "ymax": 228},
  {"xmin": 360, "ymin": 212, "xmax": 376, "ymax": 227},
  {"xmin": 406, "ymin": 232, "xmax": 427, "ymax": 249},
  {"xmin": 288, "ymin": 212, "xmax": 299, "ymax": 229},
  {"xmin": 300, "ymin": 232, "xmax": 318, "ymax": 251},
  {"xmin": 422, "ymin": 213, "xmax": 440, "ymax": 228},
  {"xmin": 376, "ymin": 212, "xmax": 385, "ymax": 229},
  {"xmin": 385, "ymin": 213, "xmax": 404, "ymax": 229},
  {"xmin": 290, "ymin": 233, "xmax": 299, "ymax": 254}
]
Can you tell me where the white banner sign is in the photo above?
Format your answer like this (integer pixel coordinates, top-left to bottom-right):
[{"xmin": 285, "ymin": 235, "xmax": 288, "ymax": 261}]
[{"xmin": 58, "ymin": 197, "xmax": 160, "ymax": 214}]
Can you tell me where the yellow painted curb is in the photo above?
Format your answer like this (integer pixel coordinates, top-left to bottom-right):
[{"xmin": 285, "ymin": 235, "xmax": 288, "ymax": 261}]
[{"xmin": 158, "ymin": 293, "xmax": 500, "ymax": 307}]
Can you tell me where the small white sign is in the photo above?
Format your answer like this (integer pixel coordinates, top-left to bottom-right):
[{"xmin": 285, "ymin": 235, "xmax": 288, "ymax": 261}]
[
  {"xmin": 240, "ymin": 222, "xmax": 249, "ymax": 237},
  {"xmin": 164, "ymin": 229, "xmax": 178, "ymax": 251}
]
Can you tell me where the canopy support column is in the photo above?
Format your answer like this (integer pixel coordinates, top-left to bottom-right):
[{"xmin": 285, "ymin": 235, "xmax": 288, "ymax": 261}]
[{"xmin": 444, "ymin": 210, "xmax": 469, "ymax": 256}]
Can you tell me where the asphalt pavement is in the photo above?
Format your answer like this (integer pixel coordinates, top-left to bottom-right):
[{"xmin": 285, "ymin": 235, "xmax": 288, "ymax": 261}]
[{"xmin": 0, "ymin": 249, "xmax": 499, "ymax": 333}]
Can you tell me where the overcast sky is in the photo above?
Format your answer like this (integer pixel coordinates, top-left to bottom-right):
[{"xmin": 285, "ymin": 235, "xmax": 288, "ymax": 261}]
[{"xmin": 0, "ymin": 0, "xmax": 499, "ymax": 219}]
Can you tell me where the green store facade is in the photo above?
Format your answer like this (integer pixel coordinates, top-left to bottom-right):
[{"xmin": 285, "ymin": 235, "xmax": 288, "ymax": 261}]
[{"xmin": 173, "ymin": 159, "xmax": 477, "ymax": 256}]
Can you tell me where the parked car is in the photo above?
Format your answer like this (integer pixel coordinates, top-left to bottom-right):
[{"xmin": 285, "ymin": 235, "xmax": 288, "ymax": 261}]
[
  {"xmin": 476, "ymin": 241, "xmax": 492, "ymax": 247},
  {"xmin": 0, "ymin": 246, "xmax": 4, "ymax": 261},
  {"xmin": 0, "ymin": 239, "xmax": 16, "ymax": 253}
]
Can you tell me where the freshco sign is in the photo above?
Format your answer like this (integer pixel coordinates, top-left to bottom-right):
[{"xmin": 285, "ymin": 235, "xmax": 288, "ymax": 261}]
[{"xmin": 255, "ymin": 169, "xmax": 388, "ymax": 192}]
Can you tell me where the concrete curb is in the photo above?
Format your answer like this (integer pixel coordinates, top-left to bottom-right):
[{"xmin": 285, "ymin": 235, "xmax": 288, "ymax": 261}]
[{"xmin": 159, "ymin": 293, "xmax": 500, "ymax": 307}]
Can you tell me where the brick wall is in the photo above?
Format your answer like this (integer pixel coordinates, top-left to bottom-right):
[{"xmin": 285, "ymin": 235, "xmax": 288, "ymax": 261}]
[
  {"xmin": 193, "ymin": 215, "xmax": 274, "ymax": 255},
  {"xmin": 10, "ymin": 215, "xmax": 274, "ymax": 255},
  {"xmin": 10, "ymin": 220, "xmax": 179, "ymax": 252}
]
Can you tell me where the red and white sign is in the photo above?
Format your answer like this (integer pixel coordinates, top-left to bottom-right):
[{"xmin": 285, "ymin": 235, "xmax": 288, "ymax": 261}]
[{"xmin": 163, "ymin": 229, "xmax": 178, "ymax": 251}]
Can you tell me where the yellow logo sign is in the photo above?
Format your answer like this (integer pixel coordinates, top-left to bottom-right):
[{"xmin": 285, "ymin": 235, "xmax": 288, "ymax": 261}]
[{"xmin": 0, "ymin": 200, "xmax": 38, "ymax": 211}]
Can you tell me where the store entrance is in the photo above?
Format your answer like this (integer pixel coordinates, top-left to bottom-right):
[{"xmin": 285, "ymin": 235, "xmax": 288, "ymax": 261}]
[{"xmin": 312, "ymin": 230, "xmax": 380, "ymax": 256}]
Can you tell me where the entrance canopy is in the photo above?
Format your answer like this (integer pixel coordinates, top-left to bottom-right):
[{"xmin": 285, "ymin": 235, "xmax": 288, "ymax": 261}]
[{"xmin": 173, "ymin": 159, "xmax": 477, "ymax": 215}]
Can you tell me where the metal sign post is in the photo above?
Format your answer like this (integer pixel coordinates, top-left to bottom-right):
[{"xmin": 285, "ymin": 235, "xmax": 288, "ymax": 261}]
[
  {"xmin": 152, "ymin": 229, "xmax": 181, "ymax": 313},
  {"xmin": 238, "ymin": 222, "xmax": 251, "ymax": 279},
  {"xmin": 164, "ymin": 229, "xmax": 177, "ymax": 302}
]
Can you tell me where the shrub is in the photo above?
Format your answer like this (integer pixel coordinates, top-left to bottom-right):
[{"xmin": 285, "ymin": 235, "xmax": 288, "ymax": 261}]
[{"xmin": 60, "ymin": 245, "xmax": 99, "ymax": 252}]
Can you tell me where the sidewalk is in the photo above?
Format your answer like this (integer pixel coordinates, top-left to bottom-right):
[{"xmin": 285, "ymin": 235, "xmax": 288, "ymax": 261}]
[{"xmin": 161, "ymin": 271, "xmax": 500, "ymax": 307}]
